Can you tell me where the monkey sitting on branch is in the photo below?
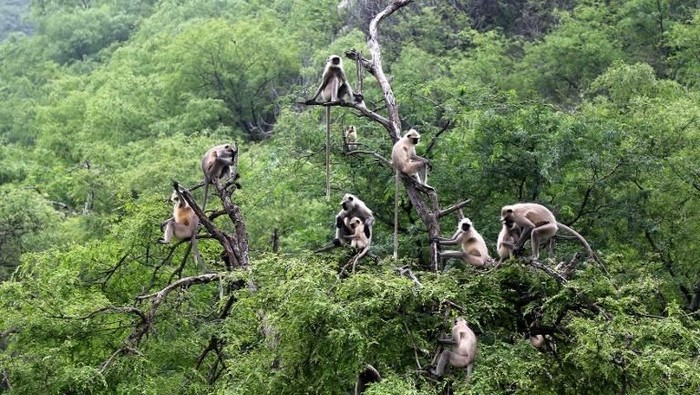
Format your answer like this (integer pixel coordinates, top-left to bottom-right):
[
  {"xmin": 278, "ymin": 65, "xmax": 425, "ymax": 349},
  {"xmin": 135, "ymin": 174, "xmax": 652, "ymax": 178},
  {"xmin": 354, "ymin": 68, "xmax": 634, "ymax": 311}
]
[
  {"xmin": 306, "ymin": 55, "xmax": 363, "ymax": 105},
  {"xmin": 314, "ymin": 193, "xmax": 374, "ymax": 250},
  {"xmin": 344, "ymin": 125, "xmax": 358, "ymax": 151},
  {"xmin": 344, "ymin": 216, "xmax": 369, "ymax": 250},
  {"xmin": 496, "ymin": 216, "xmax": 521, "ymax": 264},
  {"xmin": 159, "ymin": 189, "xmax": 206, "ymax": 271},
  {"xmin": 500, "ymin": 203, "xmax": 594, "ymax": 260},
  {"xmin": 200, "ymin": 143, "xmax": 238, "ymax": 212},
  {"xmin": 433, "ymin": 218, "xmax": 493, "ymax": 268},
  {"xmin": 391, "ymin": 128, "xmax": 434, "ymax": 191},
  {"xmin": 429, "ymin": 317, "xmax": 478, "ymax": 380}
]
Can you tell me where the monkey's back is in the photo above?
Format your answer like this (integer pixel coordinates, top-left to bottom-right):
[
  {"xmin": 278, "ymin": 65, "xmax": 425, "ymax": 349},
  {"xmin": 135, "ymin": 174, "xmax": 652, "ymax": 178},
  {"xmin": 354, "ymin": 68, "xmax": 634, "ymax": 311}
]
[
  {"xmin": 454, "ymin": 324, "xmax": 477, "ymax": 363},
  {"xmin": 390, "ymin": 138, "xmax": 410, "ymax": 172},
  {"xmin": 510, "ymin": 203, "xmax": 557, "ymax": 226}
]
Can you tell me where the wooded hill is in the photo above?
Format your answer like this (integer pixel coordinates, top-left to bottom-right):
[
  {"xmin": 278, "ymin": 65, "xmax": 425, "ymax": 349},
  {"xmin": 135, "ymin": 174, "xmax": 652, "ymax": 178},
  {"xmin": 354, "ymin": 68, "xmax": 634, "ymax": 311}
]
[{"xmin": 1, "ymin": 0, "xmax": 700, "ymax": 394}]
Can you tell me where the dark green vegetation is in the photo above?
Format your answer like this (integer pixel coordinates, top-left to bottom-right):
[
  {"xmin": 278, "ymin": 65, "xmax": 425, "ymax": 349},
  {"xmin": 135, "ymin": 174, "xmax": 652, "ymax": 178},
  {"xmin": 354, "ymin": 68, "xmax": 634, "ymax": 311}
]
[{"xmin": 1, "ymin": 0, "xmax": 700, "ymax": 394}]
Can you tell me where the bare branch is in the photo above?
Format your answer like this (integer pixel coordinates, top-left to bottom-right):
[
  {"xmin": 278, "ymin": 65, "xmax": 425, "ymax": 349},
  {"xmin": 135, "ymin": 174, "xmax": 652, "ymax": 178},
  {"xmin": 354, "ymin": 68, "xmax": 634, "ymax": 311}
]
[
  {"xmin": 437, "ymin": 200, "xmax": 471, "ymax": 219},
  {"xmin": 343, "ymin": 149, "xmax": 392, "ymax": 167}
]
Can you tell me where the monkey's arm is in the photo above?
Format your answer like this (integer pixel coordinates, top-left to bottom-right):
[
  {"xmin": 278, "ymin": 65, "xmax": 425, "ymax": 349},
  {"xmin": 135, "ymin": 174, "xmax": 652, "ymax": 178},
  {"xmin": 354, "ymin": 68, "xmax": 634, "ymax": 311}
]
[
  {"xmin": 435, "ymin": 230, "xmax": 462, "ymax": 245},
  {"xmin": 309, "ymin": 73, "xmax": 330, "ymax": 102},
  {"xmin": 513, "ymin": 216, "xmax": 536, "ymax": 250},
  {"xmin": 437, "ymin": 336, "xmax": 457, "ymax": 346}
]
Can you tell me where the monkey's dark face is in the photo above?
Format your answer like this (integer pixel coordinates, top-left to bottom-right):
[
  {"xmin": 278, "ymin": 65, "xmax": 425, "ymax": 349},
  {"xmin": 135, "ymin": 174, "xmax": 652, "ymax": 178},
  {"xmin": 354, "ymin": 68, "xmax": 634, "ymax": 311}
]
[
  {"xmin": 501, "ymin": 207, "xmax": 514, "ymax": 222},
  {"xmin": 503, "ymin": 218, "xmax": 515, "ymax": 228},
  {"xmin": 411, "ymin": 137, "xmax": 420, "ymax": 145},
  {"xmin": 330, "ymin": 56, "xmax": 341, "ymax": 65},
  {"xmin": 461, "ymin": 222, "xmax": 471, "ymax": 232},
  {"xmin": 341, "ymin": 194, "xmax": 355, "ymax": 210}
]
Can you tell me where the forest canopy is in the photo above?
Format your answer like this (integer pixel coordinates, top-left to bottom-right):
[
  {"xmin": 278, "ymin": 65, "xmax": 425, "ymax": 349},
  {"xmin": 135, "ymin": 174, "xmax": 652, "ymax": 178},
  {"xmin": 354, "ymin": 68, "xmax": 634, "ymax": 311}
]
[{"xmin": 1, "ymin": 0, "xmax": 700, "ymax": 394}]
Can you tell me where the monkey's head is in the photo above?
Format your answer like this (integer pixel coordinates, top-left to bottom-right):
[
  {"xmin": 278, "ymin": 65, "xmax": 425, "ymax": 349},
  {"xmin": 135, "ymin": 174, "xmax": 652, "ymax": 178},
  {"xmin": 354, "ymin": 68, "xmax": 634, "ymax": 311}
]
[
  {"xmin": 454, "ymin": 316, "xmax": 467, "ymax": 326},
  {"xmin": 501, "ymin": 206, "xmax": 515, "ymax": 223},
  {"xmin": 221, "ymin": 143, "xmax": 237, "ymax": 157},
  {"xmin": 459, "ymin": 218, "xmax": 473, "ymax": 232},
  {"xmin": 341, "ymin": 193, "xmax": 357, "ymax": 210},
  {"xmin": 346, "ymin": 125, "xmax": 356, "ymax": 134},
  {"xmin": 329, "ymin": 55, "xmax": 342, "ymax": 66},
  {"xmin": 348, "ymin": 217, "xmax": 363, "ymax": 230},
  {"xmin": 170, "ymin": 191, "xmax": 188, "ymax": 207},
  {"xmin": 404, "ymin": 129, "xmax": 420, "ymax": 145},
  {"xmin": 503, "ymin": 217, "xmax": 516, "ymax": 229}
]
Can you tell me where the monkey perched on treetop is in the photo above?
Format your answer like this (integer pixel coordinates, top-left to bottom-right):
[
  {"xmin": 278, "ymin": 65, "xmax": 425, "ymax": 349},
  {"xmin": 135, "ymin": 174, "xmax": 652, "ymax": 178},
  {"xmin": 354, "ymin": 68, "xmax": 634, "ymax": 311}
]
[
  {"xmin": 391, "ymin": 128, "xmax": 433, "ymax": 190},
  {"xmin": 200, "ymin": 143, "xmax": 237, "ymax": 211},
  {"xmin": 309, "ymin": 55, "xmax": 363, "ymax": 104},
  {"xmin": 500, "ymin": 203, "xmax": 594, "ymax": 259},
  {"xmin": 434, "ymin": 218, "xmax": 492, "ymax": 268},
  {"xmin": 334, "ymin": 193, "xmax": 374, "ymax": 247},
  {"xmin": 429, "ymin": 317, "xmax": 478, "ymax": 379},
  {"xmin": 159, "ymin": 189, "xmax": 206, "ymax": 271}
]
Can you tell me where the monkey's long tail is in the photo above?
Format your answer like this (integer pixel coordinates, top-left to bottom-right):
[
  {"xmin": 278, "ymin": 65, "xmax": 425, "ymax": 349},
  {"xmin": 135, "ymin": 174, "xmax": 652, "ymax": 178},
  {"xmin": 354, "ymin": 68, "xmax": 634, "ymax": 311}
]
[
  {"xmin": 556, "ymin": 222, "xmax": 607, "ymax": 273},
  {"xmin": 201, "ymin": 183, "xmax": 209, "ymax": 212},
  {"xmin": 393, "ymin": 170, "xmax": 399, "ymax": 261},
  {"xmin": 325, "ymin": 106, "xmax": 331, "ymax": 201}
]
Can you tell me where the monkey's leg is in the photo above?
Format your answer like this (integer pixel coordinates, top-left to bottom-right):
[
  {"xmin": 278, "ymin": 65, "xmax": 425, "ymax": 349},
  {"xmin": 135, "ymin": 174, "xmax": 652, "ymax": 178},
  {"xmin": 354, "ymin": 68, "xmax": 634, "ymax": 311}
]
[
  {"xmin": 439, "ymin": 250, "xmax": 464, "ymax": 264},
  {"xmin": 447, "ymin": 352, "xmax": 471, "ymax": 368},
  {"xmin": 333, "ymin": 215, "xmax": 347, "ymax": 246},
  {"xmin": 531, "ymin": 223, "xmax": 557, "ymax": 259},
  {"xmin": 430, "ymin": 351, "xmax": 450, "ymax": 377},
  {"xmin": 160, "ymin": 222, "xmax": 175, "ymax": 243},
  {"xmin": 464, "ymin": 253, "xmax": 488, "ymax": 268}
]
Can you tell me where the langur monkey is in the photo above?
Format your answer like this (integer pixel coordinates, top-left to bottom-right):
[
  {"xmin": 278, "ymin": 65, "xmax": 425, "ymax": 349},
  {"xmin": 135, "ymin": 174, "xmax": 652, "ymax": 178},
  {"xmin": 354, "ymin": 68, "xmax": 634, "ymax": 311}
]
[
  {"xmin": 391, "ymin": 129, "xmax": 433, "ymax": 190},
  {"xmin": 344, "ymin": 217, "xmax": 369, "ymax": 250},
  {"xmin": 430, "ymin": 317, "xmax": 477, "ymax": 379},
  {"xmin": 159, "ymin": 190, "xmax": 206, "ymax": 270},
  {"xmin": 354, "ymin": 364, "xmax": 381, "ymax": 395},
  {"xmin": 309, "ymin": 55, "xmax": 361, "ymax": 199},
  {"xmin": 500, "ymin": 203, "xmax": 594, "ymax": 259},
  {"xmin": 310, "ymin": 55, "xmax": 361, "ymax": 104},
  {"xmin": 201, "ymin": 143, "xmax": 237, "ymax": 211},
  {"xmin": 334, "ymin": 193, "xmax": 374, "ymax": 247},
  {"xmin": 345, "ymin": 125, "xmax": 358, "ymax": 151},
  {"xmin": 496, "ymin": 217, "xmax": 521, "ymax": 263},
  {"xmin": 435, "ymin": 218, "xmax": 492, "ymax": 267}
]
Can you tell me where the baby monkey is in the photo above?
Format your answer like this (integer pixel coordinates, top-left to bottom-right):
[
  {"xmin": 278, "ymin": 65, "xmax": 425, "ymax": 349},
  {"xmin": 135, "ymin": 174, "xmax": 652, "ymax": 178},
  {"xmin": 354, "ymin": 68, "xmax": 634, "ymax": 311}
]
[{"xmin": 344, "ymin": 217, "xmax": 369, "ymax": 250}]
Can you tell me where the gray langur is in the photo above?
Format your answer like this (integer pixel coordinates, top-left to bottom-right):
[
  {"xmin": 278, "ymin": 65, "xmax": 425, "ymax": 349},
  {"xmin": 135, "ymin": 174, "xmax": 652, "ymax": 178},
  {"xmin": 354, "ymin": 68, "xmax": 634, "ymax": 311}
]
[
  {"xmin": 354, "ymin": 365, "xmax": 381, "ymax": 395},
  {"xmin": 334, "ymin": 193, "xmax": 374, "ymax": 247},
  {"xmin": 496, "ymin": 217, "xmax": 521, "ymax": 263},
  {"xmin": 430, "ymin": 317, "xmax": 478, "ymax": 379},
  {"xmin": 345, "ymin": 125, "xmax": 358, "ymax": 151},
  {"xmin": 344, "ymin": 217, "xmax": 369, "ymax": 250},
  {"xmin": 308, "ymin": 55, "xmax": 361, "ymax": 199},
  {"xmin": 159, "ymin": 190, "xmax": 206, "ymax": 271},
  {"xmin": 309, "ymin": 55, "xmax": 361, "ymax": 104},
  {"xmin": 434, "ymin": 218, "xmax": 492, "ymax": 268},
  {"xmin": 201, "ymin": 143, "xmax": 237, "ymax": 211},
  {"xmin": 391, "ymin": 128, "xmax": 433, "ymax": 190},
  {"xmin": 500, "ymin": 203, "xmax": 594, "ymax": 259}
]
